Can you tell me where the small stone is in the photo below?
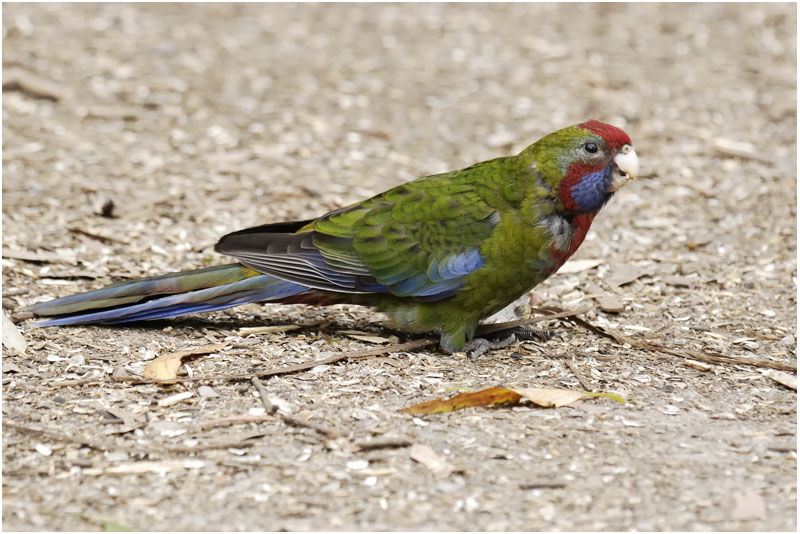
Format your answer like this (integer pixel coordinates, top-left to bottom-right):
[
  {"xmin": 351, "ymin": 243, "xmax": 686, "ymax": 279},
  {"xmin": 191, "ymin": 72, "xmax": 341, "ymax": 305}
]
[
  {"xmin": 347, "ymin": 459, "xmax": 368, "ymax": 470},
  {"xmin": 197, "ymin": 385, "xmax": 219, "ymax": 398},
  {"xmin": 779, "ymin": 335, "xmax": 794, "ymax": 348},
  {"xmin": 105, "ymin": 451, "xmax": 129, "ymax": 462},
  {"xmin": 661, "ymin": 405, "xmax": 680, "ymax": 415}
]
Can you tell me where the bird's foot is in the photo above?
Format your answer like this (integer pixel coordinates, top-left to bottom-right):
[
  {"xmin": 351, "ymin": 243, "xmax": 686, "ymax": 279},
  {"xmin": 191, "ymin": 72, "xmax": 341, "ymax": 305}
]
[
  {"xmin": 504, "ymin": 326, "xmax": 560, "ymax": 342},
  {"xmin": 464, "ymin": 326, "xmax": 560, "ymax": 357},
  {"xmin": 464, "ymin": 334, "xmax": 517, "ymax": 358}
]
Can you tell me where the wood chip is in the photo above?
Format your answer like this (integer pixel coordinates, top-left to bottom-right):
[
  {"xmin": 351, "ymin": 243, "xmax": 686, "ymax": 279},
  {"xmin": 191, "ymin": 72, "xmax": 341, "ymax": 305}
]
[
  {"xmin": 345, "ymin": 333, "xmax": 392, "ymax": 344},
  {"xmin": 84, "ymin": 104, "xmax": 141, "ymax": 120},
  {"xmin": 713, "ymin": 138, "xmax": 774, "ymax": 164},
  {"xmin": 2, "ymin": 311, "xmax": 27, "ymax": 355},
  {"xmin": 761, "ymin": 370, "xmax": 797, "ymax": 391},
  {"xmin": 731, "ymin": 489, "xmax": 767, "ymax": 521},
  {"xmin": 238, "ymin": 325, "xmax": 300, "ymax": 335},
  {"xmin": 157, "ymin": 391, "xmax": 195, "ymax": 407},
  {"xmin": 596, "ymin": 295, "xmax": 625, "ymax": 313},
  {"xmin": 606, "ymin": 264, "xmax": 655, "ymax": 288},
  {"xmin": 558, "ymin": 258, "xmax": 604, "ymax": 274},
  {"xmin": 3, "ymin": 66, "xmax": 65, "ymax": 100},
  {"xmin": 102, "ymin": 460, "xmax": 206, "ymax": 475},
  {"xmin": 409, "ymin": 443, "xmax": 454, "ymax": 475},
  {"xmin": 2, "ymin": 248, "xmax": 66, "ymax": 264},
  {"xmin": 684, "ymin": 359, "xmax": 713, "ymax": 371}
]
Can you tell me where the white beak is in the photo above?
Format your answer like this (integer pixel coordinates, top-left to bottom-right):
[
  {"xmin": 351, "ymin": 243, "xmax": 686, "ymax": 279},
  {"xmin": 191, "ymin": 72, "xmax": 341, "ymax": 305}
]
[{"xmin": 610, "ymin": 144, "xmax": 639, "ymax": 192}]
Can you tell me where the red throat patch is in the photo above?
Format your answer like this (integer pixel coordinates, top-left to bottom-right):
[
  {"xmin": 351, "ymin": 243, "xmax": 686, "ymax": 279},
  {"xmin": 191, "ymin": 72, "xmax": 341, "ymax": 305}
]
[
  {"xmin": 578, "ymin": 120, "xmax": 631, "ymax": 150},
  {"xmin": 548, "ymin": 213, "xmax": 596, "ymax": 271}
]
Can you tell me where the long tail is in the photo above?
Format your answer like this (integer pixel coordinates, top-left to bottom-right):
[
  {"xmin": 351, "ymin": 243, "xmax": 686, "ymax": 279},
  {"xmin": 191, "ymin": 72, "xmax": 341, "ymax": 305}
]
[{"xmin": 29, "ymin": 263, "xmax": 312, "ymax": 326}]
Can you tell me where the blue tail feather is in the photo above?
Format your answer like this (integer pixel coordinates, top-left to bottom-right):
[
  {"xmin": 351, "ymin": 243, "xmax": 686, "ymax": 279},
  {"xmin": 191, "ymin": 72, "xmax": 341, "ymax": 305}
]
[{"xmin": 31, "ymin": 268, "xmax": 311, "ymax": 326}]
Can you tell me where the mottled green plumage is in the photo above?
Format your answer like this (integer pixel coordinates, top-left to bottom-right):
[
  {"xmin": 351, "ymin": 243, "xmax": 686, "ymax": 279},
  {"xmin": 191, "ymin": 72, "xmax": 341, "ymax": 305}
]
[{"xmin": 30, "ymin": 121, "xmax": 638, "ymax": 352}]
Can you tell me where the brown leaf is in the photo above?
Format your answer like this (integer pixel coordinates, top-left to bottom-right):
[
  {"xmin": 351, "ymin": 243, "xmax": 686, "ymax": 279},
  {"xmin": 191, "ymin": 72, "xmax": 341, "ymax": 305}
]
[
  {"xmin": 143, "ymin": 343, "xmax": 227, "ymax": 380},
  {"xmin": 399, "ymin": 385, "xmax": 594, "ymax": 414},
  {"xmin": 398, "ymin": 387, "xmax": 522, "ymax": 414}
]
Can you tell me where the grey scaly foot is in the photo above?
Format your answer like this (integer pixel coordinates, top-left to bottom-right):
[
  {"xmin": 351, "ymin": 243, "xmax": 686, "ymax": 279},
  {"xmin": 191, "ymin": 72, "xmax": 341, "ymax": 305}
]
[
  {"xmin": 464, "ymin": 333, "xmax": 517, "ymax": 358},
  {"xmin": 507, "ymin": 326, "xmax": 560, "ymax": 342}
]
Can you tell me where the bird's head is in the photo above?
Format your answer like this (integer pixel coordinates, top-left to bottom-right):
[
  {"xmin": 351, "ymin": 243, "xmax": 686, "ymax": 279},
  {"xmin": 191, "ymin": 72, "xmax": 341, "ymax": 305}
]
[{"xmin": 523, "ymin": 120, "xmax": 639, "ymax": 214}]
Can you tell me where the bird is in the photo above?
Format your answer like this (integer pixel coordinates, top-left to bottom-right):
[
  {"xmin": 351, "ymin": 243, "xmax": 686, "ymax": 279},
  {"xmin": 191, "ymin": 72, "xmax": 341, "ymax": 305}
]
[{"xmin": 29, "ymin": 120, "xmax": 639, "ymax": 352}]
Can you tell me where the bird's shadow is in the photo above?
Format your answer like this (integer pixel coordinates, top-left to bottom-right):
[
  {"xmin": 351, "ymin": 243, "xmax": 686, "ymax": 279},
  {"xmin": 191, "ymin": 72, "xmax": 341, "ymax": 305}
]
[{"xmin": 84, "ymin": 315, "xmax": 416, "ymax": 339}]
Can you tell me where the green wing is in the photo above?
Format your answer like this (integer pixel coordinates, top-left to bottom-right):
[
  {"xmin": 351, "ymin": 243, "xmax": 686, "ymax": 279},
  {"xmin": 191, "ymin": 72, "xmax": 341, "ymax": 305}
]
[{"xmin": 216, "ymin": 164, "xmax": 511, "ymax": 300}]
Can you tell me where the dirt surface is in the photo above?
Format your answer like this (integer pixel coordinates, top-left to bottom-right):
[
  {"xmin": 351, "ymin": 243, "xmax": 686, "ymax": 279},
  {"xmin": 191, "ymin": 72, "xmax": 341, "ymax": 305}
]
[{"xmin": 2, "ymin": 3, "xmax": 796, "ymax": 531}]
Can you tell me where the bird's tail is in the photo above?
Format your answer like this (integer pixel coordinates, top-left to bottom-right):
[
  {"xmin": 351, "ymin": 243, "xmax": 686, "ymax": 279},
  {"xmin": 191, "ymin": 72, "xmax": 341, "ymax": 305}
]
[{"xmin": 29, "ymin": 263, "xmax": 312, "ymax": 325}]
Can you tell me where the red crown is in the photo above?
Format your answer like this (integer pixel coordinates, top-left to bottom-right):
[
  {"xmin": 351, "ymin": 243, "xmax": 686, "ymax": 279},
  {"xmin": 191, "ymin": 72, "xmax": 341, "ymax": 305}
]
[{"xmin": 578, "ymin": 120, "xmax": 631, "ymax": 150}]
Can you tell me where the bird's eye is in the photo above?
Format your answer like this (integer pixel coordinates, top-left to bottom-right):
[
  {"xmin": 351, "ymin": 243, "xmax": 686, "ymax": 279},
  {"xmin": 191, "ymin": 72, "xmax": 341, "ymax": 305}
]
[{"xmin": 583, "ymin": 142, "xmax": 599, "ymax": 154}]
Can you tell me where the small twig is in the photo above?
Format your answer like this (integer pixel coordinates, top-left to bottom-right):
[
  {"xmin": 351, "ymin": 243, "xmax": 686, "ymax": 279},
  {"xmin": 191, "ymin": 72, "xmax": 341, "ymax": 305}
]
[
  {"xmin": 519, "ymin": 480, "xmax": 567, "ymax": 490},
  {"xmin": 197, "ymin": 415, "xmax": 275, "ymax": 431},
  {"xmin": 4, "ymin": 419, "xmax": 143, "ymax": 454},
  {"xmin": 251, "ymin": 377, "xmax": 341, "ymax": 438},
  {"xmin": 355, "ymin": 438, "xmax": 413, "ymax": 451},
  {"xmin": 165, "ymin": 431, "xmax": 268, "ymax": 453},
  {"xmin": 67, "ymin": 226, "xmax": 130, "ymax": 244},
  {"xmin": 4, "ymin": 419, "xmax": 269, "ymax": 456},
  {"xmin": 476, "ymin": 305, "xmax": 592, "ymax": 336},
  {"xmin": 565, "ymin": 359, "xmax": 593, "ymax": 392},
  {"xmin": 251, "ymin": 377, "xmax": 278, "ymax": 415},
  {"xmin": 569, "ymin": 316, "xmax": 797, "ymax": 372}
]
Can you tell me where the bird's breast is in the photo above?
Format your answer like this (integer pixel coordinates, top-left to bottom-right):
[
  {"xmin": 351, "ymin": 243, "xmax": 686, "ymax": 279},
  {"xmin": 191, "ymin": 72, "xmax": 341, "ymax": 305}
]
[{"xmin": 546, "ymin": 213, "xmax": 596, "ymax": 271}]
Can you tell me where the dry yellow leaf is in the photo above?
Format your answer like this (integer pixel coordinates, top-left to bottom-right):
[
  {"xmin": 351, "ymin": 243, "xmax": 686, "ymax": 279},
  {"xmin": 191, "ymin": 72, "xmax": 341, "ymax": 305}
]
[
  {"xmin": 399, "ymin": 386, "xmax": 522, "ymax": 414},
  {"xmin": 510, "ymin": 387, "xmax": 589, "ymax": 407},
  {"xmin": 399, "ymin": 386, "xmax": 593, "ymax": 414},
  {"xmin": 143, "ymin": 343, "xmax": 227, "ymax": 380}
]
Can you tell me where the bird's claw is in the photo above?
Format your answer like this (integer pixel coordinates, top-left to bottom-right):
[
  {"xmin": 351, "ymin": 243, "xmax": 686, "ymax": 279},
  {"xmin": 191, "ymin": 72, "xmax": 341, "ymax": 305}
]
[
  {"xmin": 509, "ymin": 326, "xmax": 560, "ymax": 342},
  {"xmin": 464, "ymin": 333, "xmax": 517, "ymax": 358}
]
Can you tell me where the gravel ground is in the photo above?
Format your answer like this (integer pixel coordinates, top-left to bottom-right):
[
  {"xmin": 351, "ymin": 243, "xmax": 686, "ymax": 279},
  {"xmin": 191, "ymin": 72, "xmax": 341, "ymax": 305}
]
[{"xmin": 2, "ymin": 3, "xmax": 796, "ymax": 531}]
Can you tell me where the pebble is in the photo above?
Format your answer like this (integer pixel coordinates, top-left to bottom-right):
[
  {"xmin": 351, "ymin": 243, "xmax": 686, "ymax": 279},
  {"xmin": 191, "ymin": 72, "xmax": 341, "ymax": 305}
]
[
  {"xmin": 197, "ymin": 385, "xmax": 219, "ymax": 398},
  {"xmin": 347, "ymin": 459, "xmax": 369, "ymax": 470}
]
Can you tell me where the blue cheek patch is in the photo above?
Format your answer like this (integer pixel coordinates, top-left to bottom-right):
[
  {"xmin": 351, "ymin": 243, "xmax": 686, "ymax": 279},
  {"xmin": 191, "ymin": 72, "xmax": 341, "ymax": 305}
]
[{"xmin": 571, "ymin": 169, "xmax": 612, "ymax": 212}]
